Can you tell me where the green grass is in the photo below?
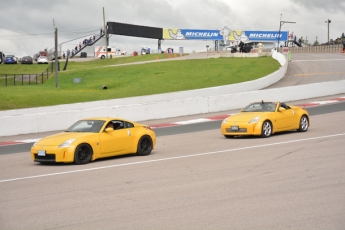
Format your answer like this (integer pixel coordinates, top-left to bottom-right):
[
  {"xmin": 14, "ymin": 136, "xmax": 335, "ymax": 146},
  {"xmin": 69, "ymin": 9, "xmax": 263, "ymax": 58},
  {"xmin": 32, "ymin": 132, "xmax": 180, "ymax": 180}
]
[
  {"xmin": 0, "ymin": 55, "xmax": 280, "ymax": 111},
  {"xmin": 0, "ymin": 63, "xmax": 50, "ymax": 74}
]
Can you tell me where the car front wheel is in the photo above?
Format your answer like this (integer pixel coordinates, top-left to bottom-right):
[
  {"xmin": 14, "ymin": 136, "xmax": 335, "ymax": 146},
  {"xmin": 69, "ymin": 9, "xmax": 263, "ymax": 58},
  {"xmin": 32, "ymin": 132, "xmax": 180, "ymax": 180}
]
[
  {"xmin": 74, "ymin": 144, "xmax": 92, "ymax": 164},
  {"xmin": 297, "ymin": 115, "xmax": 309, "ymax": 132},
  {"xmin": 136, "ymin": 136, "xmax": 153, "ymax": 156},
  {"xmin": 261, "ymin": 121, "xmax": 272, "ymax": 138}
]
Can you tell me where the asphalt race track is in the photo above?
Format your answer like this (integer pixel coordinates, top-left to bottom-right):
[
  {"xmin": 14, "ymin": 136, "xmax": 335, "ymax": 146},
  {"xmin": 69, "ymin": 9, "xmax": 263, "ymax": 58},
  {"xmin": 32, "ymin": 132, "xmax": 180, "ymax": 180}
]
[
  {"xmin": 0, "ymin": 53, "xmax": 345, "ymax": 229},
  {"xmin": 266, "ymin": 53, "xmax": 345, "ymax": 88}
]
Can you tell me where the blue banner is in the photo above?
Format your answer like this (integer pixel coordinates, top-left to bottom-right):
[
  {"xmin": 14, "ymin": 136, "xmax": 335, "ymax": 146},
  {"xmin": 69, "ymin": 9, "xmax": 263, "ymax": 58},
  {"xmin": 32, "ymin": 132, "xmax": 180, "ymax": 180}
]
[
  {"xmin": 245, "ymin": 31, "xmax": 288, "ymax": 41},
  {"xmin": 183, "ymin": 29, "xmax": 223, "ymax": 40}
]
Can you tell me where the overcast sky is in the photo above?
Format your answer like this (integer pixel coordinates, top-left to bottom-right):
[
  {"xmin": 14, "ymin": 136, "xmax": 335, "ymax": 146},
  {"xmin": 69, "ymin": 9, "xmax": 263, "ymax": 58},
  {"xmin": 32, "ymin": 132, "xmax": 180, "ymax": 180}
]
[{"xmin": 1, "ymin": 0, "xmax": 344, "ymax": 57}]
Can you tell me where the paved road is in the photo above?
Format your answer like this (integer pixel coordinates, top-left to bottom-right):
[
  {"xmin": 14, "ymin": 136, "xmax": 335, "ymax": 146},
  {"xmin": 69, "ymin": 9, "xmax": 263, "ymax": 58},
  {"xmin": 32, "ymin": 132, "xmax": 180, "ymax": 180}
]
[
  {"xmin": 1, "ymin": 106, "xmax": 344, "ymax": 229},
  {"xmin": 266, "ymin": 53, "xmax": 345, "ymax": 88}
]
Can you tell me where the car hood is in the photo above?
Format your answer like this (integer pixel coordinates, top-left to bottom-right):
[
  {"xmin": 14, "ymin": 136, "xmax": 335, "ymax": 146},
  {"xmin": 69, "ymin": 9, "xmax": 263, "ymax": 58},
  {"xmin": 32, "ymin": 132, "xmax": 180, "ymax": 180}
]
[
  {"xmin": 227, "ymin": 112, "xmax": 267, "ymax": 122},
  {"xmin": 36, "ymin": 132, "xmax": 97, "ymax": 146}
]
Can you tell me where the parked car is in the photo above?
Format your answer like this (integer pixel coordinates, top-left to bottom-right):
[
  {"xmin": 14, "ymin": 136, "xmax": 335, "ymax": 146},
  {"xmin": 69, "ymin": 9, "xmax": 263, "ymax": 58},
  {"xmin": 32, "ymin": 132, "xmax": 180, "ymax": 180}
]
[
  {"xmin": 21, "ymin": 56, "xmax": 33, "ymax": 64},
  {"xmin": 4, "ymin": 55, "xmax": 17, "ymax": 64},
  {"xmin": 37, "ymin": 56, "xmax": 49, "ymax": 64},
  {"xmin": 31, "ymin": 117, "xmax": 156, "ymax": 164}
]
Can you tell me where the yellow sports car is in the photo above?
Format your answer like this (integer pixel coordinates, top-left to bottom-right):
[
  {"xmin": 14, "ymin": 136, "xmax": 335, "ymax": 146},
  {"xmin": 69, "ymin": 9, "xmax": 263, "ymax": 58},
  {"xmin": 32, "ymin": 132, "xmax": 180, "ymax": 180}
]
[
  {"xmin": 221, "ymin": 101, "xmax": 310, "ymax": 138},
  {"xmin": 31, "ymin": 117, "xmax": 156, "ymax": 164}
]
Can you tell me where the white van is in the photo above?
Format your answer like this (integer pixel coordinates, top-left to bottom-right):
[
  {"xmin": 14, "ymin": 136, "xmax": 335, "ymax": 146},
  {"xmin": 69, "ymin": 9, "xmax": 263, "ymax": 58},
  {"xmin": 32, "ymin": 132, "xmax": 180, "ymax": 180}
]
[{"xmin": 94, "ymin": 46, "xmax": 126, "ymax": 59}]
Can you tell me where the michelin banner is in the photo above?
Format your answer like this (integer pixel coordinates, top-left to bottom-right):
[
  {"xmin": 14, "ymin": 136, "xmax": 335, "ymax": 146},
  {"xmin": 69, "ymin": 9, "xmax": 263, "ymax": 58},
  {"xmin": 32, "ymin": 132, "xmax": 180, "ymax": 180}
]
[{"xmin": 163, "ymin": 27, "xmax": 288, "ymax": 43}]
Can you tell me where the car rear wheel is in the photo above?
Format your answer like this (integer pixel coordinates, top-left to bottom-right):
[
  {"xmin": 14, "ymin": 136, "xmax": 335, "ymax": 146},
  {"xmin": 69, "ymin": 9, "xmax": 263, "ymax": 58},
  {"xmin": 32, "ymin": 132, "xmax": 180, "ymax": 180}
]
[
  {"xmin": 100, "ymin": 55, "xmax": 105, "ymax": 59},
  {"xmin": 261, "ymin": 121, "xmax": 272, "ymax": 138},
  {"xmin": 224, "ymin": 135, "xmax": 235, "ymax": 138},
  {"xmin": 74, "ymin": 144, "xmax": 92, "ymax": 164},
  {"xmin": 297, "ymin": 115, "xmax": 309, "ymax": 132},
  {"xmin": 136, "ymin": 136, "xmax": 153, "ymax": 156}
]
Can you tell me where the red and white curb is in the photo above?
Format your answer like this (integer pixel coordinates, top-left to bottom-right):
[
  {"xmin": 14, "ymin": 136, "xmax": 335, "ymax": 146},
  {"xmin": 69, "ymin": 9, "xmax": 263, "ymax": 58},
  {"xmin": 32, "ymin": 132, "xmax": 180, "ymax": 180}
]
[
  {"xmin": 149, "ymin": 115, "xmax": 230, "ymax": 129},
  {"xmin": 0, "ymin": 139, "xmax": 40, "ymax": 146},
  {"xmin": 297, "ymin": 96, "xmax": 345, "ymax": 107},
  {"xmin": 1, "ymin": 96, "xmax": 344, "ymax": 146}
]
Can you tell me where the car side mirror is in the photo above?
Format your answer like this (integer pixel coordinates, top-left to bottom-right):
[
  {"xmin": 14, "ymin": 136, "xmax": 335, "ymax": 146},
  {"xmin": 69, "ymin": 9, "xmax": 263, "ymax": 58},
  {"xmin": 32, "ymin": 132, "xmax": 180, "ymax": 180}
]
[
  {"xmin": 105, "ymin": 127, "xmax": 114, "ymax": 132},
  {"xmin": 278, "ymin": 107, "xmax": 286, "ymax": 112}
]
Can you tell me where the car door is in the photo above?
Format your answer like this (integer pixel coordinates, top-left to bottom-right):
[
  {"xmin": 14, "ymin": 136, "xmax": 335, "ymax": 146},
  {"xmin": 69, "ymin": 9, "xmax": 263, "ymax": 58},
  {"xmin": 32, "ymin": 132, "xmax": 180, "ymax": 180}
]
[
  {"xmin": 274, "ymin": 106, "xmax": 295, "ymax": 130},
  {"xmin": 99, "ymin": 121, "xmax": 131, "ymax": 155}
]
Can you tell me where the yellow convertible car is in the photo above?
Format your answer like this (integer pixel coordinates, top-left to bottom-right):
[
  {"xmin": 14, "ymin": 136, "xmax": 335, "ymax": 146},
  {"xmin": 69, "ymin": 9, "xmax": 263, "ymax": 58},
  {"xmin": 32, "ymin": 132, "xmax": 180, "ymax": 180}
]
[
  {"xmin": 221, "ymin": 101, "xmax": 310, "ymax": 138},
  {"xmin": 31, "ymin": 118, "xmax": 156, "ymax": 164}
]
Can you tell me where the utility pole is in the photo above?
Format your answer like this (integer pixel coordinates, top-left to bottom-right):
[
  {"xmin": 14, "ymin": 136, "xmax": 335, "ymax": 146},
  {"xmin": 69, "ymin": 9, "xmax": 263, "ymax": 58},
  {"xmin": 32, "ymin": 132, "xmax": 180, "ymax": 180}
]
[
  {"xmin": 55, "ymin": 27, "xmax": 58, "ymax": 87},
  {"xmin": 325, "ymin": 19, "xmax": 331, "ymax": 43},
  {"xmin": 103, "ymin": 7, "xmax": 108, "ymax": 59}
]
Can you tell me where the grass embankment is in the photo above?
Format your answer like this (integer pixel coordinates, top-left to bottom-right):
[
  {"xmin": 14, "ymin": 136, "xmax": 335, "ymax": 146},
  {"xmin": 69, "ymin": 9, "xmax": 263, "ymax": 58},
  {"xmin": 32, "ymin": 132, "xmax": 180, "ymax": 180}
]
[{"xmin": 0, "ymin": 55, "xmax": 280, "ymax": 111}]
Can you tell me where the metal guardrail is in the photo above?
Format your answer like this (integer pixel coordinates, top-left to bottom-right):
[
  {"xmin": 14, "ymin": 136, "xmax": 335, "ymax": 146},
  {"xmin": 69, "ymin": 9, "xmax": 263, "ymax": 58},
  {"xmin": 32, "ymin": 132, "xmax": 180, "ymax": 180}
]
[{"xmin": 0, "ymin": 62, "xmax": 57, "ymax": 87}]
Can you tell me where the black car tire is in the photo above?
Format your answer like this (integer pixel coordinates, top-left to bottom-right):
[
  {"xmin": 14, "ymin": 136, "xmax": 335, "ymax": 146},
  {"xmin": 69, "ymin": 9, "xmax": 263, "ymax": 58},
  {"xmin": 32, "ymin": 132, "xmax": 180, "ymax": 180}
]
[
  {"xmin": 136, "ymin": 136, "xmax": 153, "ymax": 156},
  {"xmin": 224, "ymin": 135, "xmax": 235, "ymax": 138},
  {"xmin": 297, "ymin": 115, "xmax": 309, "ymax": 132},
  {"xmin": 260, "ymin": 121, "xmax": 272, "ymax": 138},
  {"xmin": 74, "ymin": 144, "xmax": 93, "ymax": 164}
]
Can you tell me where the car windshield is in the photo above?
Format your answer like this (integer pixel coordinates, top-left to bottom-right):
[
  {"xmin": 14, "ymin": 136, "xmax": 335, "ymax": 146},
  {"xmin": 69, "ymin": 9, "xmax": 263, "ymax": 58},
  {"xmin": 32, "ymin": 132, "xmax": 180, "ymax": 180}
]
[
  {"xmin": 242, "ymin": 102, "xmax": 277, "ymax": 112},
  {"xmin": 65, "ymin": 120, "xmax": 105, "ymax": 133}
]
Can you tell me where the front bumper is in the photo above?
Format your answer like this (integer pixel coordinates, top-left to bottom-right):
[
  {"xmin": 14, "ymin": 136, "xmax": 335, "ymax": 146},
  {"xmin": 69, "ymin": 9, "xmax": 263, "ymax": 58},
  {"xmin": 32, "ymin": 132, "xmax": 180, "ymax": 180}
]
[
  {"xmin": 221, "ymin": 121, "xmax": 263, "ymax": 136},
  {"xmin": 31, "ymin": 145, "xmax": 75, "ymax": 163}
]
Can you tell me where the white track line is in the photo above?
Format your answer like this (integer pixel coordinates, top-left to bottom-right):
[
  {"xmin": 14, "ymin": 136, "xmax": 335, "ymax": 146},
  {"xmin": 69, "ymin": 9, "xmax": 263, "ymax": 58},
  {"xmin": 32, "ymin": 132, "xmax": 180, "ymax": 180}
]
[{"xmin": 1, "ymin": 133, "xmax": 344, "ymax": 183}]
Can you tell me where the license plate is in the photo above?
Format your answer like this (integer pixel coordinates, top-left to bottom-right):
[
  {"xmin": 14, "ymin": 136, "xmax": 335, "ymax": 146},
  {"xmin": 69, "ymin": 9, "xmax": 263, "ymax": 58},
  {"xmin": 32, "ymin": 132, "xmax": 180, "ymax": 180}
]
[
  {"xmin": 38, "ymin": 150, "xmax": 46, "ymax": 156},
  {"xmin": 231, "ymin": 126, "xmax": 239, "ymax": 131}
]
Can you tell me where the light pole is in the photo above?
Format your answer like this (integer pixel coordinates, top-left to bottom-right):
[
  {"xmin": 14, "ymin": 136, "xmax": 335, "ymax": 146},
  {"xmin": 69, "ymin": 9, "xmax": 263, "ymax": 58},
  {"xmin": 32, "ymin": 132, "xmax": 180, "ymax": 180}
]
[
  {"xmin": 278, "ymin": 14, "xmax": 296, "ymax": 50},
  {"xmin": 325, "ymin": 19, "xmax": 331, "ymax": 43}
]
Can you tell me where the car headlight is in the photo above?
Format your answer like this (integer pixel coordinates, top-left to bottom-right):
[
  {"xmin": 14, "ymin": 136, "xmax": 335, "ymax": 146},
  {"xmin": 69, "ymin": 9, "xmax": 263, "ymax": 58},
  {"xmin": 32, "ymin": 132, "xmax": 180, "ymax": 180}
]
[
  {"xmin": 32, "ymin": 138, "xmax": 42, "ymax": 147},
  {"xmin": 248, "ymin": 116, "xmax": 261, "ymax": 124},
  {"xmin": 222, "ymin": 118, "xmax": 228, "ymax": 124},
  {"xmin": 58, "ymin": 139, "xmax": 76, "ymax": 148}
]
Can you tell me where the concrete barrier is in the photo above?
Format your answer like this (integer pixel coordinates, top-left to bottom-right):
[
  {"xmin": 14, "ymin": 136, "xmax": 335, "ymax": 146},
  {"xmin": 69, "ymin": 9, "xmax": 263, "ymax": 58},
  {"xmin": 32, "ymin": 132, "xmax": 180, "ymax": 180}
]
[
  {"xmin": 278, "ymin": 44, "xmax": 343, "ymax": 53},
  {"xmin": 1, "ymin": 52, "xmax": 344, "ymax": 137}
]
